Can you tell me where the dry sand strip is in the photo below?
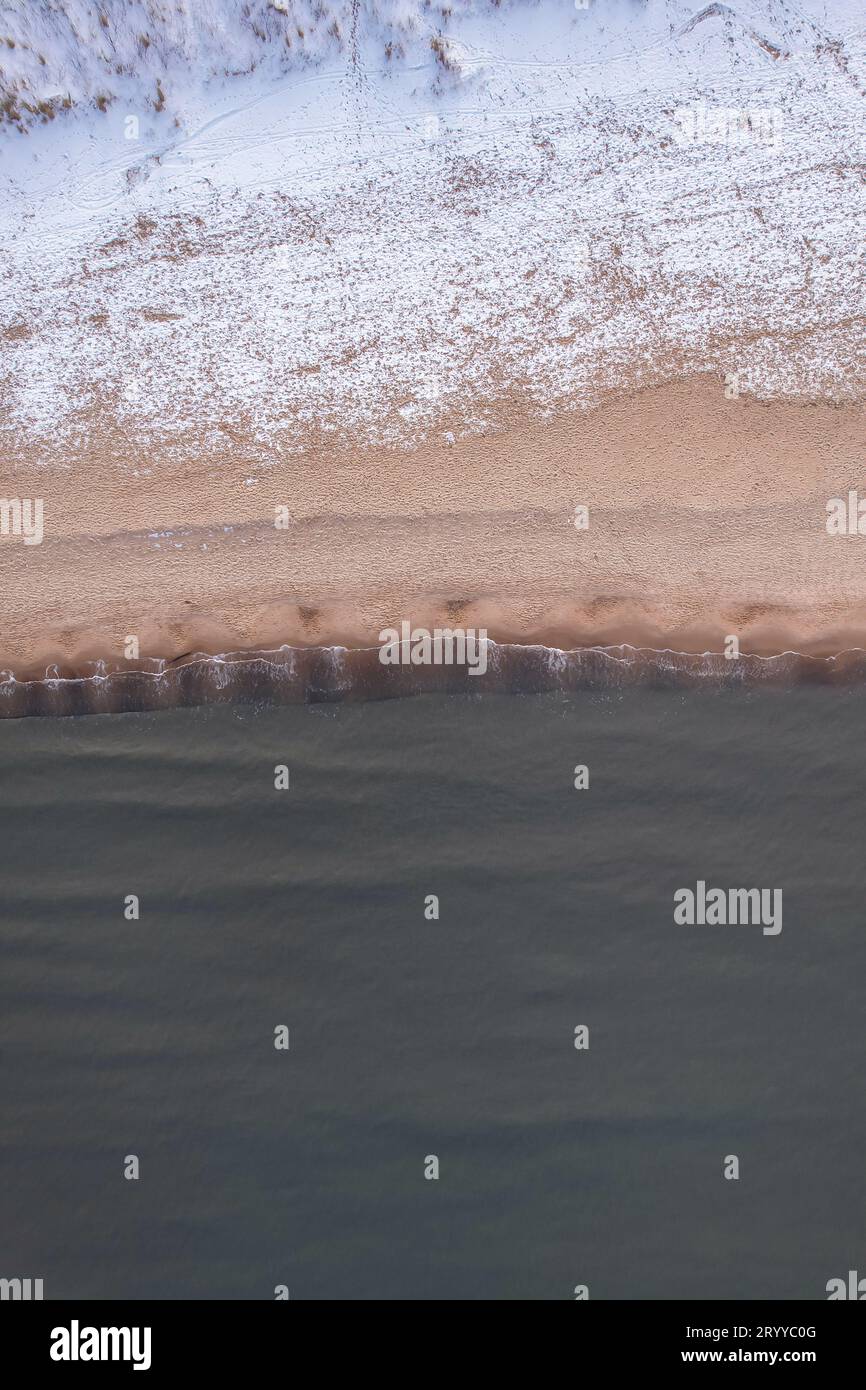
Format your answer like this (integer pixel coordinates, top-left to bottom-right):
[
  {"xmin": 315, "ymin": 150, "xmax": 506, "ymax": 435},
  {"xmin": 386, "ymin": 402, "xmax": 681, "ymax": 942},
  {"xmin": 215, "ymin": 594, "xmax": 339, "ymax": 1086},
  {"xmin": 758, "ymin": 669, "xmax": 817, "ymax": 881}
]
[{"xmin": 1, "ymin": 380, "xmax": 865, "ymax": 679}]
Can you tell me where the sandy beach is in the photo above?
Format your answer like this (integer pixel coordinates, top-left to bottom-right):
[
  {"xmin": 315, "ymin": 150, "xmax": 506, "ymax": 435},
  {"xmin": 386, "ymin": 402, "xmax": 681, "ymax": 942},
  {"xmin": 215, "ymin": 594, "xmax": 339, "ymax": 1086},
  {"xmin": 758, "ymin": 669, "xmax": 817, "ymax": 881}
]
[
  {"xmin": 1, "ymin": 380, "xmax": 865, "ymax": 679},
  {"xmin": 2, "ymin": 1, "xmax": 865, "ymax": 685}
]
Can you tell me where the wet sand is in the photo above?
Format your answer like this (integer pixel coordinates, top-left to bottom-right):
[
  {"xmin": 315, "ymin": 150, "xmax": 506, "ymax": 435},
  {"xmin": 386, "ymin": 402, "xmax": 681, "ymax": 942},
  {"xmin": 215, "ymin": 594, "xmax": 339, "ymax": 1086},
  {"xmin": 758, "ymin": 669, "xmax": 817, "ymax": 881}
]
[{"xmin": 1, "ymin": 379, "xmax": 865, "ymax": 681}]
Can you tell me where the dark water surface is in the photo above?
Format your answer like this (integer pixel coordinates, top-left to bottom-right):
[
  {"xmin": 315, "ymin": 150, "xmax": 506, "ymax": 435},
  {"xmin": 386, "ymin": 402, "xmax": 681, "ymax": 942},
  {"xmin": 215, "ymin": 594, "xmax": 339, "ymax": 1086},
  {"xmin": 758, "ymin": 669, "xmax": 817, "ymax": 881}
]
[{"xmin": 2, "ymin": 689, "xmax": 864, "ymax": 1300}]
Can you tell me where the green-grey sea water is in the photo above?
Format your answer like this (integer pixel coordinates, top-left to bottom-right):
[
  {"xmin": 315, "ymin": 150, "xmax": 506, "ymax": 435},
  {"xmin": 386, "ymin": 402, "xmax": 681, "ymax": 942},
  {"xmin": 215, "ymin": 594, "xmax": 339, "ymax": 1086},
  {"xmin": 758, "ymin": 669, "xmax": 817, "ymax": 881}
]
[{"xmin": 2, "ymin": 689, "xmax": 864, "ymax": 1299}]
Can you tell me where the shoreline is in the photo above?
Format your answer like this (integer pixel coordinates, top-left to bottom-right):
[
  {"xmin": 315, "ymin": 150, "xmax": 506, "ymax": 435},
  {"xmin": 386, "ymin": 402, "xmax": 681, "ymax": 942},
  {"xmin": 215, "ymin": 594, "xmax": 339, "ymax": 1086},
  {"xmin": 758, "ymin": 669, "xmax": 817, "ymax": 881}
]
[
  {"xmin": 7, "ymin": 622, "xmax": 866, "ymax": 686},
  {"xmin": 5, "ymin": 639, "xmax": 866, "ymax": 720}
]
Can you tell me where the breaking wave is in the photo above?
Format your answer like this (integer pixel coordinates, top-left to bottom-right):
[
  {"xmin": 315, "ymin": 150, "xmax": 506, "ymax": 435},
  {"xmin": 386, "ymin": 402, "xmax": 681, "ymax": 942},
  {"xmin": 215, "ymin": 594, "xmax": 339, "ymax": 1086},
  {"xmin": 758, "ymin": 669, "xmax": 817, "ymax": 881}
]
[{"xmin": 2, "ymin": 642, "xmax": 866, "ymax": 719}]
